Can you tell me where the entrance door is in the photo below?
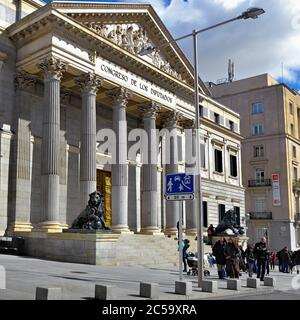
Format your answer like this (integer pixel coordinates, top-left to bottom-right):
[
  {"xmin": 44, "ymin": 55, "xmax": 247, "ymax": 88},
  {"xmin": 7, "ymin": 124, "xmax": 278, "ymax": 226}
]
[{"xmin": 97, "ymin": 170, "xmax": 112, "ymax": 227}]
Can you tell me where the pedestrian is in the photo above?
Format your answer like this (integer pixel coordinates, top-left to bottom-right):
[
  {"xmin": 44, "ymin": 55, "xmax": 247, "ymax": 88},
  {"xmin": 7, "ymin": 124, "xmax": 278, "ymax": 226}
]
[
  {"xmin": 245, "ymin": 244, "xmax": 255, "ymax": 277},
  {"xmin": 207, "ymin": 253, "xmax": 216, "ymax": 268},
  {"xmin": 182, "ymin": 239, "xmax": 190, "ymax": 272},
  {"xmin": 254, "ymin": 237, "xmax": 269, "ymax": 281},
  {"xmin": 276, "ymin": 249, "xmax": 284, "ymax": 272},
  {"xmin": 212, "ymin": 237, "xmax": 227, "ymax": 279},
  {"xmin": 266, "ymin": 249, "xmax": 270, "ymax": 275},
  {"xmin": 292, "ymin": 249, "xmax": 300, "ymax": 275},
  {"xmin": 281, "ymin": 247, "xmax": 292, "ymax": 273},
  {"xmin": 207, "ymin": 224, "xmax": 215, "ymax": 245},
  {"xmin": 270, "ymin": 251, "xmax": 276, "ymax": 270},
  {"xmin": 224, "ymin": 237, "xmax": 240, "ymax": 279}
]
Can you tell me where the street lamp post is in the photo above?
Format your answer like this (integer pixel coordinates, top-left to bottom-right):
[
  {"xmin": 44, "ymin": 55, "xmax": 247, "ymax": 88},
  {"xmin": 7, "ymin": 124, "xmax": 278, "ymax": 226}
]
[{"xmin": 140, "ymin": 7, "xmax": 265, "ymax": 287}]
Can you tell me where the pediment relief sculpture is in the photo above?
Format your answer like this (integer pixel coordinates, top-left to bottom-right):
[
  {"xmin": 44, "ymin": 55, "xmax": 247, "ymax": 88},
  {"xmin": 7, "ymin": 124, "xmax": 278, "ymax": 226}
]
[{"xmin": 87, "ymin": 22, "xmax": 184, "ymax": 82}]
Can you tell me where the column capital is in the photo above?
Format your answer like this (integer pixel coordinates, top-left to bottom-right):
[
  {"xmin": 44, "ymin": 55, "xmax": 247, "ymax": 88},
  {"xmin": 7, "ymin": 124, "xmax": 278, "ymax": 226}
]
[
  {"xmin": 14, "ymin": 70, "xmax": 37, "ymax": 91},
  {"xmin": 139, "ymin": 101, "xmax": 161, "ymax": 120},
  {"xmin": 106, "ymin": 87, "xmax": 132, "ymax": 107},
  {"xmin": 180, "ymin": 118, "xmax": 195, "ymax": 129},
  {"xmin": 38, "ymin": 57, "xmax": 67, "ymax": 80},
  {"xmin": 161, "ymin": 110, "xmax": 183, "ymax": 128},
  {"xmin": 75, "ymin": 73, "xmax": 103, "ymax": 95}
]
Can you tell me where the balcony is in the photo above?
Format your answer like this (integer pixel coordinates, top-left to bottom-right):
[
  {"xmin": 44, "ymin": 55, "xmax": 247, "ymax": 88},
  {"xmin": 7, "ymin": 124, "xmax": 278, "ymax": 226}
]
[
  {"xmin": 295, "ymin": 213, "xmax": 300, "ymax": 222},
  {"xmin": 293, "ymin": 180, "xmax": 300, "ymax": 191},
  {"xmin": 249, "ymin": 212, "xmax": 272, "ymax": 220},
  {"xmin": 248, "ymin": 179, "xmax": 272, "ymax": 187}
]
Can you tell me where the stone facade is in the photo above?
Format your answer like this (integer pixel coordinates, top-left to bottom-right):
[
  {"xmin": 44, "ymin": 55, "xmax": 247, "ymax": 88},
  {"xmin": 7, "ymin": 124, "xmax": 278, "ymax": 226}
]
[
  {"xmin": 0, "ymin": 1, "xmax": 245, "ymax": 263},
  {"xmin": 211, "ymin": 73, "xmax": 300, "ymax": 250}
]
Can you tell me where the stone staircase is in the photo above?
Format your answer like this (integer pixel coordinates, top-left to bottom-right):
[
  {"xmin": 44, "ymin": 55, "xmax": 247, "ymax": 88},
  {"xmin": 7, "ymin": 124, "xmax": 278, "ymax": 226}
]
[{"xmin": 115, "ymin": 234, "xmax": 212, "ymax": 267}]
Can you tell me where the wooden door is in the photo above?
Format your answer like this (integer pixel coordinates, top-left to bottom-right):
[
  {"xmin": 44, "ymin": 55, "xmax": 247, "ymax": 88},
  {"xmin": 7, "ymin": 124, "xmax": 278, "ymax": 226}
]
[{"xmin": 97, "ymin": 170, "xmax": 112, "ymax": 227}]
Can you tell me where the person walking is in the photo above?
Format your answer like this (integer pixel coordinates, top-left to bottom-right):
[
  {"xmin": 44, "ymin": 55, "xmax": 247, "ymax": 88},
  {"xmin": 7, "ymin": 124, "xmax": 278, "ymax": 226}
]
[
  {"xmin": 212, "ymin": 237, "xmax": 227, "ymax": 279},
  {"xmin": 245, "ymin": 244, "xmax": 255, "ymax": 277},
  {"xmin": 254, "ymin": 237, "xmax": 268, "ymax": 281},
  {"xmin": 270, "ymin": 251, "xmax": 276, "ymax": 270},
  {"xmin": 292, "ymin": 249, "xmax": 300, "ymax": 275},
  {"xmin": 224, "ymin": 237, "xmax": 240, "ymax": 279},
  {"xmin": 276, "ymin": 249, "xmax": 284, "ymax": 272},
  {"xmin": 182, "ymin": 239, "xmax": 190, "ymax": 272},
  {"xmin": 207, "ymin": 224, "xmax": 215, "ymax": 246},
  {"xmin": 281, "ymin": 247, "xmax": 292, "ymax": 273}
]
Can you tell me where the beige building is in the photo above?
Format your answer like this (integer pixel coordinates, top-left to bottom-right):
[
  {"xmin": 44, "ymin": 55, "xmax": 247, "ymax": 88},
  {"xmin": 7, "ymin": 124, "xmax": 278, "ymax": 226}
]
[
  {"xmin": 0, "ymin": 0, "xmax": 245, "ymax": 265},
  {"xmin": 211, "ymin": 73, "xmax": 300, "ymax": 251}
]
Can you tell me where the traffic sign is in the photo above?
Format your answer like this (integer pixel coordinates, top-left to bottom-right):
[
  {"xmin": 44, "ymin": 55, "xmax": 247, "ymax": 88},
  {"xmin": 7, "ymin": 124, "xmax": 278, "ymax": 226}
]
[
  {"xmin": 165, "ymin": 173, "xmax": 194, "ymax": 201},
  {"xmin": 165, "ymin": 194, "xmax": 195, "ymax": 201}
]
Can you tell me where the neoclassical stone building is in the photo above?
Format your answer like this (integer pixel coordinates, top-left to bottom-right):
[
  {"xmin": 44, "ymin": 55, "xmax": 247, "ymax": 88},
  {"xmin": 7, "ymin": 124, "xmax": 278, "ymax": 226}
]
[{"xmin": 0, "ymin": 0, "xmax": 245, "ymax": 264}]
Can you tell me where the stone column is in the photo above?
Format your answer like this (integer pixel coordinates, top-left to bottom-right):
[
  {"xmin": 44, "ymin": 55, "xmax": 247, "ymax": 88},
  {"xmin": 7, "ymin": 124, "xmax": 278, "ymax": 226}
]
[
  {"xmin": 162, "ymin": 111, "xmax": 182, "ymax": 235},
  {"xmin": 7, "ymin": 71, "xmax": 36, "ymax": 233},
  {"xmin": 75, "ymin": 73, "xmax": 102, "ymax": 210},
  {"xmin": 37, "ymin": 57, "xmax": 67, "ymax": 232},
  {"xmin": 106, "ymin": 87, "xmax": 132, "ymax": 233},
  {"xmin": 139, "ymin": 102, "xmax": 161, "ymax": 235},
  {"xmin": 181, "ymin": 119, "xmax": 197, "ymax": 235}
]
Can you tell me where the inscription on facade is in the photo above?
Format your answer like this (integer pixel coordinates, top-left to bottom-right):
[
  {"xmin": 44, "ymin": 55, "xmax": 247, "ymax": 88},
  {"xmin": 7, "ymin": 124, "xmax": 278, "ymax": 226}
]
[{"xmin": 98, "ymin": 60, "xmax": 175, "ymax": 107}]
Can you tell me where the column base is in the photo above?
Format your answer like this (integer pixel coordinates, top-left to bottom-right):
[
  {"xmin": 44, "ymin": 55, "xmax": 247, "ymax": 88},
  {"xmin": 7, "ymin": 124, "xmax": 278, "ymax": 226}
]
[
  {"xmin": 34, "ymin": 221, "xmax": 63, "ymax": 233},
  {"xmin": 139, "ymin": 227, "xmax": 164, "ymax": 236},
  {"xmin": 164, "ymin": 227, "xmax": 178, "ymax": 236},
  {"xmin": 6, "ymin": 221, "xmax": 33, "ymax": 233},
  {"xmin": 111, "ymin": 225, "xmax": 134, "ymax": 234},
  {"xmin": 185, "ymin": 228, "xmax": 197, "ymax": 236}
]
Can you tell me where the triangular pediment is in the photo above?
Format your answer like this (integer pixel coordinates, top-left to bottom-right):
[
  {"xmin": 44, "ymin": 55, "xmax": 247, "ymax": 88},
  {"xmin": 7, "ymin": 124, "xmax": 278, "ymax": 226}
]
[{"xmin": 52, "ymin": 1, "xmax": 210, "ymax": 95}]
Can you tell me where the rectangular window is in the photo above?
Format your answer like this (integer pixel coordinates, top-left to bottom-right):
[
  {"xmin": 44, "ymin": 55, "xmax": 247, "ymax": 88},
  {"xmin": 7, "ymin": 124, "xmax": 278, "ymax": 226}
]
[
  {"xmin": 230, "ymin": 154, "xmax": 238, "ymax": 177},
  {"xmin": 290, "ymin": 102, "xmax": 294, "ymax": 115},
  {"xmin": 200, "ymin": 143, "xmax": 206, "ymax": 168},
  {"xmin": 229, "ymin": 120, "xmax": 234, "ymax": 131},
  {"xmin": 234, "ymin": 207, "xmax": 240, "ymax": 226},
  {"xmin": 199, "ymin": 105, "xmax": 203, "ymax": 117},
  {"xmin": 255, "ymin": 168, "xmax": 265, "ymax": 182},
  {"xmin": 214, "ymin": 149, "xmax": 223, "ymax": 173},
  {"xmin": 252, "ymin": 124, "xmax": 264, "ymax": 135},
  {"xmin": 294, "ymin": 167, "xmax": 298, "ymax": 180},
  {"xmin": 203, "ymin": 201, "xmax": 208, "ymax": 228},
  {"xmin": 252, "ymin": 102, "xmax": 264, "ymax": 114},
  {"xmin": 214, "ymin": 113, "xmax": 220, "ymax": 124},
  {"xmin": 291, "ymin": 124, "xmax": 294, "ymax": 136},
  {"xmin": 218, "ymin": 204, "xmax": 225, "ymax": 223},
  {"xmin": 293, "ymin": 146, "xmax": 297, "ymax": 158},
  {"xmin": 254, "ymin": 145, "xmax": 264, "ymax": 157}
]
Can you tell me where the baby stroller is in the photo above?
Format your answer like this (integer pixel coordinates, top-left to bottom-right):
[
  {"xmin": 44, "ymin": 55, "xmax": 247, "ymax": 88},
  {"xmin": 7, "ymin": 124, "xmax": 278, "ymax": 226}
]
[{"xmin": 186, "ymin": 252, "xmax": 210, "ymax": 276}]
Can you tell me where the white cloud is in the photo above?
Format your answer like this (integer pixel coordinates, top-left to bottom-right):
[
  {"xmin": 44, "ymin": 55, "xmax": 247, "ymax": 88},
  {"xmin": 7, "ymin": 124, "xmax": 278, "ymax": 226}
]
[
  {"xmin": 109, "ymin": 0, "xmax": 300, "ymax": 87},
  {"xmin": 208, "ymin": 0, "xmax": 247, "ymax": 10}
]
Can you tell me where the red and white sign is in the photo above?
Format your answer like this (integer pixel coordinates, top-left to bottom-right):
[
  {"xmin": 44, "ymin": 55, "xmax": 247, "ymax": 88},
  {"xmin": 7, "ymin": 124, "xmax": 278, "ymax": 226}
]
[{"xmin": 272, "ymin": 173, "xmax": 281, "ymax": 206}]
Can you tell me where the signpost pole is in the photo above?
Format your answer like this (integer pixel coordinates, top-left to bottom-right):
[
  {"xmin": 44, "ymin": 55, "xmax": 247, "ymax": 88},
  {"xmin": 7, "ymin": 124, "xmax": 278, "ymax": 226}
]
[{"xmin": 179, "ymin": 201, "xmax": 183, "ymax": 281}]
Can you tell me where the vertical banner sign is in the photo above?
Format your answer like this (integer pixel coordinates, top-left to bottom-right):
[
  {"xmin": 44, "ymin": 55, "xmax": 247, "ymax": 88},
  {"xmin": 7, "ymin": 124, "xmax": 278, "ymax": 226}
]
[{"xmin": 272, "ymin": 173, "xmax": 281, "ymax": 206}]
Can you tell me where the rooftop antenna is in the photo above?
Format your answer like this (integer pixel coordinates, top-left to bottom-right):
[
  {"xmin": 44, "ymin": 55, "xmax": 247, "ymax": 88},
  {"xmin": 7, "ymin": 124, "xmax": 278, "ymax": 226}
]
[
  {"xmin": 281, "ymin": 62, "xmax": 284, "ymax": 84},
  {"xmin": 228, "ymin": 59, "xmax": 234, "ymax": 82}
]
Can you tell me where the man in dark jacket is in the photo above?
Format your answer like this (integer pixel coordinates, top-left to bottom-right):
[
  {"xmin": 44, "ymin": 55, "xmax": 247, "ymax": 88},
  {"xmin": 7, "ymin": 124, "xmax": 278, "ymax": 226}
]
[
  {"xmin": 281, "ymin": 247, "xmax": 292, "ymax": 273},
  {"xmin": 292, "ymin": 249, "xmax": 300, "ymax": 274},
  {"xmin": 245, "ymin": 244, "xmax": 255, "ymax": 277},
  {"xmin": 212, "ymin": 237, "xmax": 227, "ymax": 279},
  {"xmin": 254, "ymin": 237, "xmax": 269, "ymax": 281}
]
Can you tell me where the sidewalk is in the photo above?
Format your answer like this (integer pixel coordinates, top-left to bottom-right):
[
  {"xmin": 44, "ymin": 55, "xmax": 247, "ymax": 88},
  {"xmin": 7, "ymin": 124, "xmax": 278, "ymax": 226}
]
[{"xmin": 0, "ymin": 254, "xmax": 291, "ymax": 300}]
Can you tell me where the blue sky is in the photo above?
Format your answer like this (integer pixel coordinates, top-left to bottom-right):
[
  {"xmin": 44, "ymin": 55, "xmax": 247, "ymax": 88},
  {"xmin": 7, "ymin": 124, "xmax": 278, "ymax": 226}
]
[{"xmin": 44, "ymin": 0, "xmax": 300, "ymax": 92}]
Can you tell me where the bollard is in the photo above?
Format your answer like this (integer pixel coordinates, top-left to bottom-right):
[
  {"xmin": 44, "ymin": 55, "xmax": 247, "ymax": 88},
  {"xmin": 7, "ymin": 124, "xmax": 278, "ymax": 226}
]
[
  {"xmin": 227, "ymin": 279, "xmax": 241, "ymax": 291},
  {"xmin": 247, "ymin": 278, "xmax": 260, "ymax": 288},
  {"xmin": 35, "ymin": 287, "xmax": 62, "ymax": 300},
  {"xmin": 264, "ymin": 276, "xmax": 276, "ymax": 287},
  {"xmin": 95, "ymin": 284, "xmax": 116, "ymax": 300},
  {"xmin": 140, "ymin": 282, "xmax": 159, "ymax": 299},
  {"xmin": 175, "ymin": 281, "xmax": 192, "ymax": 296},
  {"xmin": 202, "ymin": 280, "xmax": 218, "ymax": 293}
]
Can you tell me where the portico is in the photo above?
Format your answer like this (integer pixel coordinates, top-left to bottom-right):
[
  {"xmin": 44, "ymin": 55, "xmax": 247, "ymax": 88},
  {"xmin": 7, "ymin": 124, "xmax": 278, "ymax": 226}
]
[{"xmin": 0, "ymin": 1, "xmax": 245, "ymax": 265}]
